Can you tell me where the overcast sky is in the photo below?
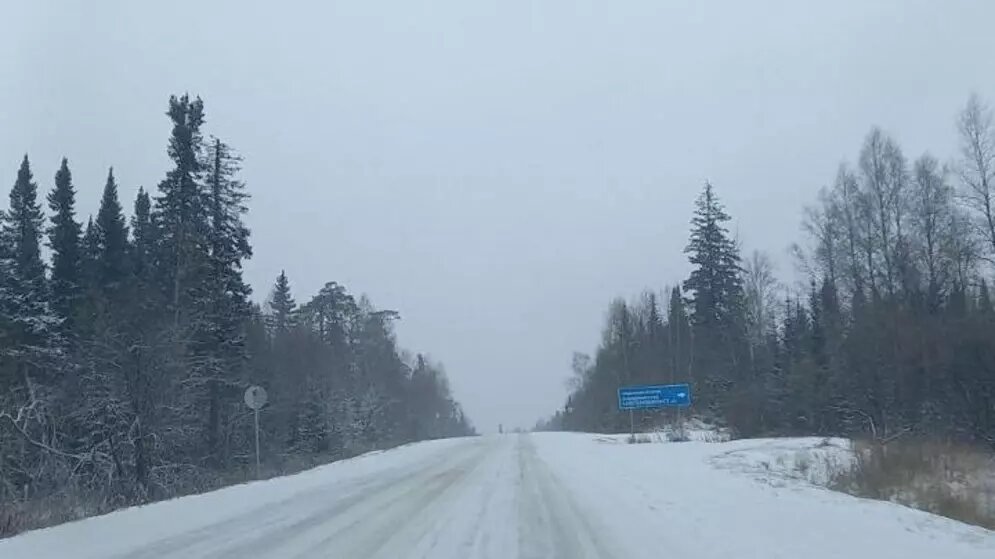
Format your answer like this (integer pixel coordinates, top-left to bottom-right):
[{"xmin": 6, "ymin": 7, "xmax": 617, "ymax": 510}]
[{"xmin": 4, "ymin": 1, "xmax": 995, "ymax": 431}]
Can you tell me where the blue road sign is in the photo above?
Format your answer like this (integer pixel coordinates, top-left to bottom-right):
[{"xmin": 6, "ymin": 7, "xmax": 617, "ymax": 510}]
[{"xmin": 618, "ymin": 383, "xmax": 692, "ymax": 410}]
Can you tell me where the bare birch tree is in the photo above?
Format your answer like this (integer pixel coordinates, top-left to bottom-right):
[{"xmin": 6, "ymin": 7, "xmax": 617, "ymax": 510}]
[{"xmin": 957, "ymin": 94, "xmax": 995, "ymax": 261}]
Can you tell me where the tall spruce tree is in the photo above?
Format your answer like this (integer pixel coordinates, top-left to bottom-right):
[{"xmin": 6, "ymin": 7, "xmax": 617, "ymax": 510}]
[
  {"xmin": 1, "ymin": 156, "xmax": 51, "ymax": 345},
  {"xmin": 4, "ymin": 156, "xmax": 46, "ymax": 296},
  {"xmin": 0, "ymin": 156, "xmax": 59, "ymax": 400},
  {"xmin": 204, "ymin": 137, "xmax": 252, "ymax": 325},
  {"xmin": 95, "ymin": 168, "xmax": 130, "ymax": 293},
  {"xmin": 80, "ymin": 216, "xmax": 99, "ymax": 289},
  {"xmin": 682, "ymin": 182, "xmax": 746, "ymax": 410},
  {"xmin": 130, "ymin": 187, "xmax": 154, "ymax": 283},
  {"xmin": 202, "ymin": 137, "xmax": 253, "ymax": 461},
  {"xmin": 267, "ymin": 270, "xmax": 296, "ymax": 334},
  {"xmin": 154, "ymin": 94, "xmax": 209, "ymax": 323},
  {"xmin": 683, "ymin": 182, "xmax": 744, "ymax": 328},
  {"xmin": 46, "ymin": 158, "xmax": 82, "ymax": 323}
]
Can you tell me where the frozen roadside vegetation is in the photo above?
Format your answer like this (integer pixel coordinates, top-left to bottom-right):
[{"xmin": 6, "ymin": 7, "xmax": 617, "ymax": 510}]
[
  {"xmin": 834, "ymin": 439, "xmax": 995, "ymax": 529},
  {"xmin": 707, "ymin": 433, "xmax": 995, "ymax": 529}
]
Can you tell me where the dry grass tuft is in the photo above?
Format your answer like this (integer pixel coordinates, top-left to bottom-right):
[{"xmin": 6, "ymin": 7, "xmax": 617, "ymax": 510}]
[{"xmin": 832, "ymin": 438, "xmax": 995, "ymax": 530}]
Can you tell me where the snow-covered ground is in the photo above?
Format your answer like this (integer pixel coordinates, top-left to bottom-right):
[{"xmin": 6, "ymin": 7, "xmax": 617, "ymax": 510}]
[
  {"xmin": 708, "ymin": 436, "xmax": 855, "ymax": 486},
  {"xmin": 1, "ymin": 433, "xmax": 993, "ymax": 558}
]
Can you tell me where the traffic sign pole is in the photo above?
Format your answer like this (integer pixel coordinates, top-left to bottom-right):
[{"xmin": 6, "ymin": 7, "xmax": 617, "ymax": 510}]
[
  {"xmin": 254, "ymin": 408, "xmax": 261, "ymax": 479},
  {"xmin": 676, "ymin": 406, "xmax": 683, "ymax": 440},
  {"xmin": 629, "ymin": 409, "xmax": 635, "ymax": 441}
]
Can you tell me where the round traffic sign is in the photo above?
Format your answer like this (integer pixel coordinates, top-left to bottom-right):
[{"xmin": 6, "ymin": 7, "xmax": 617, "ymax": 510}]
[{"xmin": 244, "ymin": 385, "xmax": 268, "ymax": 410}]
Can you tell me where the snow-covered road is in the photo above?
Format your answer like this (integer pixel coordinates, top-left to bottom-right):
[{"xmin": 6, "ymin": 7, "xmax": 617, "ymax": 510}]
[{"xmin": 2, "ymin": 433, "xmax": 993, "ymax": 558}]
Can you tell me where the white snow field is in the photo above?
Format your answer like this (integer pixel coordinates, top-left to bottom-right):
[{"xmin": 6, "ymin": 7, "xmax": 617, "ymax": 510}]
[{"xmin": 2, "ymin": 433, "xmax": 993, "ymax": 559}]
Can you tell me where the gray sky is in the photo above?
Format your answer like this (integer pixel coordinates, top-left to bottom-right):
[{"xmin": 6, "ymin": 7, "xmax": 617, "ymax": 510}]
[{"xmin": 4, "ymin": 1, "xmax": 995, "ymax": 431}]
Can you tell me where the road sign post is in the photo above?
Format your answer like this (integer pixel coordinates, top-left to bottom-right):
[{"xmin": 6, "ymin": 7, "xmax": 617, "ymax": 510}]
[
  {"xmin": 617, "ymin": 383, "xmax": 692, "ymax": 441},
  {"xmin": 629, "ymin": 409, "xmax": 635, "ymax": 441},
  {"xmin": 254, "ymin": 408, "xmax": 260, "ymax": 476},
  {"xmin": 244, "ymin": 386, "xmax": 268, "ymax": 478}
]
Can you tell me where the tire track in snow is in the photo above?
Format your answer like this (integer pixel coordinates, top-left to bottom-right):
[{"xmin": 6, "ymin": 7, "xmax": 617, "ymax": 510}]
[
  {"xmin": 113, "ymin": 439, "xmax": 491, "ymax": 559},
  {"xmin": 516, "ymin": 434, "xmax": 619, "ymax": 559},
  {"xmin": 292, "ymin": 441, "xmax": 495, "ymax": 558}
]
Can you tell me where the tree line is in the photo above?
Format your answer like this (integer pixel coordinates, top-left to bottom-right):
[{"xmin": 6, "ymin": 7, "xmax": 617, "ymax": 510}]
[
  {"xmin": 0, "ymin": 94, "xmax": 472, "ymax": 530},
  {"xmin": 545, "ymin": 94, "xmax": 995, "ymax": 447}
]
